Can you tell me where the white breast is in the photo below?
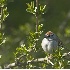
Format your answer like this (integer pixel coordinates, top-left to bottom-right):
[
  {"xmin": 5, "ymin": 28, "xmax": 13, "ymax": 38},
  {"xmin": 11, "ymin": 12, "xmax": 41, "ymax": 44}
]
[{"xmin": 41, "ymin": 38, "xmax": 58, "ymax": 53}]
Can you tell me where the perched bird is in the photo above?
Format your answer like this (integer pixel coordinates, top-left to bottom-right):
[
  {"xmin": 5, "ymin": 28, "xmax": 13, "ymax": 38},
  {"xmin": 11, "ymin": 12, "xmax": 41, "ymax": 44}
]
[{"xmin": 41, "ymin": 31, "xmax": 63, "ymax": 53}]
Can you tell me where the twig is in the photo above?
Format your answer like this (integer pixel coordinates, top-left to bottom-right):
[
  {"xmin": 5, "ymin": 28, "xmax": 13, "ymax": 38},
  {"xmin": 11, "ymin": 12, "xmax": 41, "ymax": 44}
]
[
  {"xmin": 5, "ymin": 63, "xmax": 16, "ymax": 69},
  {"xmin": 33, "ymin": 57, "xmax": 54, "ymax": 65},
  {"xmin": 36, "ymin": 0, "xmax": 39, "ymax": 32},
  {"xmin": 0, "ymin": 6, "xmax": 3, "ymax": 32}
]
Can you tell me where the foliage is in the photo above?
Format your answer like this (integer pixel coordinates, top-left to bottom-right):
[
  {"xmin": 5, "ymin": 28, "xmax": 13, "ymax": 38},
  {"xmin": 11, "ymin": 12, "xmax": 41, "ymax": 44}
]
[
  {"xmin": 0, "ymin": 0, "xmax": 8, "ymax": 52},
  {"xmin": 0, "ymin": 0, "xmax": 70, "ymax": 69},
  {"xmin": 14, "ymin": 18, "xmax": 44, "ymax": 68},
  {"xmin": 13, "ymin": 1, "xmax": 70, "ymax": 69},
  {"xmin": 26, "ymin": 1, "xmax": 46, "ymax": 15}
]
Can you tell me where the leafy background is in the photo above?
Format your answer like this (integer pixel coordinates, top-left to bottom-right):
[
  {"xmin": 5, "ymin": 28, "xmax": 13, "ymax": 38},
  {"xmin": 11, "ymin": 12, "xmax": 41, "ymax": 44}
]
[{"xmin": 0, "ymin": 0, "xmax": 70, "ymax": 69}]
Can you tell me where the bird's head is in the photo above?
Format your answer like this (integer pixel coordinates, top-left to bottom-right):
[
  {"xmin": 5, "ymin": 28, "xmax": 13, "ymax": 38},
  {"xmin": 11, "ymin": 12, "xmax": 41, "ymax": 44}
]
[{"xmin": 44, "ymin": 31, "xmax": 54, "ymax": 39}]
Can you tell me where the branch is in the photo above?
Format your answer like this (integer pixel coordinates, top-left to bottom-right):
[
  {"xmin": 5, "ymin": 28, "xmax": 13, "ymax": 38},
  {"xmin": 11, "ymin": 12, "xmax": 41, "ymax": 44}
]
[
  {"xmin": 4, "ymin": 57, "xmax": 54, "ymax": 69},
  {"xmin": 5, "ymin": 63, "xmax": 16, "ymax": 69},
  {"xmin": 4, "ymin": 51, "xmax": 70, "ymax": 69},
  {"xmin": 0, "ymin": 6, "xmax": 3, "ymax": 32},
  {"xmin": 36, "ymin": 0, "xmax": 39, "ymax": 32}
]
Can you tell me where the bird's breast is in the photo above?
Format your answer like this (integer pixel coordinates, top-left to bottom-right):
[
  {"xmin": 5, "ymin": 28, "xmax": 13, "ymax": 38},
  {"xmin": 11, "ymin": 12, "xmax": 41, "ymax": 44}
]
[{"xmin": 41, "ymin": 38, "xmax": 58, "ymax": 53}]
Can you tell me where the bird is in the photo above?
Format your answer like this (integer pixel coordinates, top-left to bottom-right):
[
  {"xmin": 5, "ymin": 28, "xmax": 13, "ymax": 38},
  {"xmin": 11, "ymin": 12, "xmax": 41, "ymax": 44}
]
[{"xmin": 41, "ymin": 31, "xmax": 63, "ymax": 53}]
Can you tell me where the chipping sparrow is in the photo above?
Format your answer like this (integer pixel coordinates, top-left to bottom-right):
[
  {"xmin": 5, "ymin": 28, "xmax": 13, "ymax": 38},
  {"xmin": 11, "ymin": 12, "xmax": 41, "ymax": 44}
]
[{"xmin": 41, "ymin": 31, "xmax": 63, "ymax": 53}]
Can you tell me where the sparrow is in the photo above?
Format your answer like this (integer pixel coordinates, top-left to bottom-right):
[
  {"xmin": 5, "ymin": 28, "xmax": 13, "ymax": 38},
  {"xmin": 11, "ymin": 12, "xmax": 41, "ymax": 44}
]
[{"xmin": 41, "ymin": 31, "xmax": 63, "ymax": 53}]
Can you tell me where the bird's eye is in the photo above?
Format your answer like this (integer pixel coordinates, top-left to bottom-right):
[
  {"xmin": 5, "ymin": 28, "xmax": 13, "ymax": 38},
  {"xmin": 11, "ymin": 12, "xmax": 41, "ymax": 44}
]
[
  {"xmin": 47, "ymin": 34, "xmax": 50, "ymax": 37},
  {"xmin": 44, "ymin": 34, "xmax": 50, "ymax": 38},
  {"xmin": 50, "ymin": 34, "xmax": 54, "ymax": 36}
]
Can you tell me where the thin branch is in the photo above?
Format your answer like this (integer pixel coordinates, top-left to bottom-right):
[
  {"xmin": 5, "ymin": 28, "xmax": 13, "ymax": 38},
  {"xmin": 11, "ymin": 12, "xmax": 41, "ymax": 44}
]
[
  {"xmin": 36, "ymin": 0, "xmax": 39, "ymax": 32},
  {"xmin": 0, "ymin": 6, "xmax": 3, "ymax": 33},
  {"xmin": 5, "ymin": 63, "xmax": 16, "ymax": 69},
  {"xmin": 32, "ymin": 57, "xmax": 54, "ymax": 65}
]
